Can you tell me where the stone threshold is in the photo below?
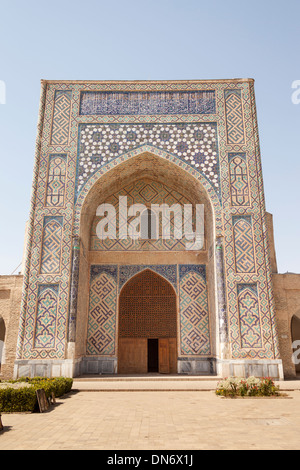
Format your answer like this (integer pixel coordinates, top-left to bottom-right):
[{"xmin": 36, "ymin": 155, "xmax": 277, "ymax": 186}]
[{"xmin": 73, "ymin": 374, "xmax": 221, "ymax": 381}]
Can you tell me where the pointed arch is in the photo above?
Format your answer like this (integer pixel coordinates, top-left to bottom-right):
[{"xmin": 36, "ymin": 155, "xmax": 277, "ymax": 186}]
[
  {"xmin": 291, "ymin": 312, "xmax": 300, "ymax": 373},
  {"xmin": 119, "ymin": 265, "xmax": 177, "ymax": 294},
  {"xmin": 74, "ymin": 147, "xmax": 222, "ymax": 239},
  {"xmin": 119, "ymin": 266, "xmax": 177, "ymax": 298},
  {"xmin": 119, "ymin": 268, "xmax": 177, "ymax": 339}
]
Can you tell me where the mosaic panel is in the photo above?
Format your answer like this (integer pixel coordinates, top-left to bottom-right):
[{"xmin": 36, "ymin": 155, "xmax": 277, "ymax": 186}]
[
  {"xmin": 225, "ymin": 90, "xmax": 245, "ymax": 144},
  {"xmin": 87, "ymin": 271, "xmax": 117, "ymax": 355},
  {"xmin": 179, "ymin": 265, "xmax": 210, "ymax": 355},
  {"xmin": 90, "ymin": 179, "xmax": 198, "ymax": 252},
  {"xmin": 80, "ymin": 90, "xmax": 216, "ymax": 115},
  {"xmin": 45, "ymin": 154, "xmax": 67, "ymax": 207},
  {"xmin": 228, "ymin": 153, "xmax": 250, "ymax": 206},
  {"xmin": 222, "ymin": 81, "xmax": 279, "ymax": 360},
  {"xmin": 119, "ymin": 264, "xmax": 177, "ymax": 292},
  {"xmin": 77, "ymin": 122, "xmax": 220, "ymax": 196},
  {"xmin": 50, "ymin": 90, "xmax": 72, "ymax": 145},
  {"xmin": 34, "ymin": 285, "xmax": 59, "ymax": 349},
  {"xmin": 232, "ymin": 216, "xmax": 255, "ymax": 273},
  {"xmin": 237, "ymin": 284, "xmax": 262, "ymax": 349},
  {"xmin": 40, "ymin": 217, "xmax": 63, "ymax": 274},
  {"xmin": 90, "ymin": 265, "xmax": 118, "ymax": 282}
]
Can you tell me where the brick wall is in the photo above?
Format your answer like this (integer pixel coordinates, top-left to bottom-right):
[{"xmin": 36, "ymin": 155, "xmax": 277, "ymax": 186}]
[{"xmin": 0, "ymin": 276, "xmax": 23, "ymax": 379}]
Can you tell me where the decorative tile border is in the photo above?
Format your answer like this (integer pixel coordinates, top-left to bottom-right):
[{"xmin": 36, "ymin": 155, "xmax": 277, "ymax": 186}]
[{"xmin": 80, "ymin": 90, "xmax": 216, "ymax": 115}]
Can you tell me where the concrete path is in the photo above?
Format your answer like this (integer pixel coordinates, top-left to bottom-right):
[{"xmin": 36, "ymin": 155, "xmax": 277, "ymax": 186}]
[{"xmin": 1, "ymin": 378, "xmax": 300, "ymax": 450}]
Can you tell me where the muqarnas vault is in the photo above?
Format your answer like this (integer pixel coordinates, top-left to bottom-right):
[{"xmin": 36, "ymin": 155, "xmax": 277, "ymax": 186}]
[{"xmin": 14, "ymin": 79, "xmax": 284, "ymax": 379}]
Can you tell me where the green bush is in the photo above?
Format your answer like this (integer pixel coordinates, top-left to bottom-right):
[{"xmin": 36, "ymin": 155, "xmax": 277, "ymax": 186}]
[
  {"xmin": 0, "ymin": 377, "xmax": 73, "ymax": 412},
  {"xmin": 215, "ymin": 376, "xmax": 280, "ymax": 397},
  {"xmin": 11, "ymin": 376, "xmax": 73, "ymax": 397},
  {"xmin": 0, "ymin": 386, "xmax": 37, "ymax": 413}
]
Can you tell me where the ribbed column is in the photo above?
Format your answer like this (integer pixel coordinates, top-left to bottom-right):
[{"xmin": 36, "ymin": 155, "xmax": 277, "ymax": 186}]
[
  {"xmin": 215, "ymin": 236, "xmax": 230, "ymax": 358},
  {"xmin": 67, "ymin": 236, "xmax": 80, "ymax": 345}
]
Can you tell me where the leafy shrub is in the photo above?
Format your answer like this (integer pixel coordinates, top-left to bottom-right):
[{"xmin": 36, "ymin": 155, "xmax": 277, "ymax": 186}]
[
  {"xmin": 215, "ymin": 376, "xmax": 280, "ymax": 397},
  {"xmin": 10, "ymin": 376, "xmax": 73, "ymax": 397},
  {"xmin": 0, "ymin": 377, "xmax": 73, "ymax": 412},
  {"xmin": 0, "ymin": 386, "xmax": 37, "ymax": 412}
]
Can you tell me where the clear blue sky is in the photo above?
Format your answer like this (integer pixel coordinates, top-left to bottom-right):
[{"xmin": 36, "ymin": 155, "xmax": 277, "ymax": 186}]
[{"xmin": 0, "ymin": 0, "xmax": 299, "ymax": 275}]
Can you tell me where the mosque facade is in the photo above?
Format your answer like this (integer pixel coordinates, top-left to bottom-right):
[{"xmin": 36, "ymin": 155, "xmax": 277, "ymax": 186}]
[{"xmin": 1, "ymin": 79, "xmax": 300, "ymax": 380}]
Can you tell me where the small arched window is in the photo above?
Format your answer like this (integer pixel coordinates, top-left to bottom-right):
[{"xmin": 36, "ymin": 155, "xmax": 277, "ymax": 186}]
[{"xmin": 141, "ymin": 209, "xmax": 157, "ymax": 239}]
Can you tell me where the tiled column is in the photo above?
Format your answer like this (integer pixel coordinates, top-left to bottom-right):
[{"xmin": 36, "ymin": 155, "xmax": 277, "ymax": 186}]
[
  {"xmin": 67, "ymin": 236, "xmax": 80, "ymax": 355},
  {"xmin": 215, "ymin": 236, "xmax": 230, "ymax": 359}
]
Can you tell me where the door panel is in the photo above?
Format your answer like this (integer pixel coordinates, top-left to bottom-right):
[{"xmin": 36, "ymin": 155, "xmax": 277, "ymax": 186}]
[
  {"xmin": 159, "ymin": 338, "xmax": 170, "ymax": 374},
  {"xmin": 168, "ymin": 338, "xmax": 177, "ymax": 373},
  {"xmin": 118, "ymin": 270, "xmax": 178, "ymax": 374},
  {"xmin": 118, "ymin": 338, "xmax": 147, "ymax": 374}
]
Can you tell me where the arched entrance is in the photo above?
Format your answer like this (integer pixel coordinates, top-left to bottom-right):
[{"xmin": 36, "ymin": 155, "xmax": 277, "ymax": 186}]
[
  {"xmin": 118, "ymin": 269, "xmax": 177, "ymax": 374},
  {"xmin": 73, "ymin": 150, "xmax": 220, "ymax": 376},
  {"xmin": 0, "ymin": 316, "xmax": 5, "ymax": 371},
  {"xmin": 291, "ymin": 314, "xmax": 300, "ymax": 373}
]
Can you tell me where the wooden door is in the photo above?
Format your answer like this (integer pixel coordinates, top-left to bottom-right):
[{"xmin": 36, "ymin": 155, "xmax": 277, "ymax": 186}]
[
  {"xmin": 168, "ymin": 338, "xmax": 177, "ymax": 373},
  {"xmin": 159, "ymin": 338, "xmax": 170, "ymax": 374},
  {"xmin": 118, "ymin": 270, "xmax": 177, "ymax": 374},
  {"xmin": 118, "ymin": 338, "xmax": 147, "ymax": 374}
]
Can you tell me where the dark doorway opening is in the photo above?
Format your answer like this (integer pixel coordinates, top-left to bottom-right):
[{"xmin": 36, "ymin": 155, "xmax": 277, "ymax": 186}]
[{"xmin": 148, "ymin": 338, "xmax": 159, "ymax": 372}]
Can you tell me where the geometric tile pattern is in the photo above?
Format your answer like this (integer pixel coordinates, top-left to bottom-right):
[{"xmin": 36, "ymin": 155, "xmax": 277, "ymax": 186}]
[
  {"xmin": 77, "ymin": 122, "xmax": 220, "ymax": 195},
  {"xmin": 40, "ymin": 217, "xmax": 63, "ymax": 274},
  {"xmin": 80, "ymin": 90, "xmax": 216, "ymax": 115},
  {"xmin": 45, "ymin": 155, "xmax": 67, "ymax": 207},
  {"xmin": 179, "ymin": 265, "xmax": 210, "ymax": 355},
  {"xmin": 34, "ymin": 285, "xmax": 59, "ymax": 349},
  {"xmin": 237, "ymin": 284, "xmax": 262, "ymax": 348},
  {"xmin": 17, "ymin": 79, "xmax": 280, "ymax": 365},
  {"xmin": 87, "ymin": 272, "xmax": 117, "ymax": 355},
  {"xmin": 232, "ymin": 216, "xmax": 255, "ymax": 273},
  {"xmin": 90, "ymin": 179, "xmax": 197, "ymax": 252},
  {"xmin": 228, "ymin": 153, "xmax": 250, "ymax": 206},
  {"xmin": 50, "ymin": 91, "xmax": 72, "ymax": 145},
  {"xmin": 225, "ymin": 90, "xmax": 245, "ymax": 144},
  {"xmin": 118, "ymin": 264, "xmax": 177, "ymax": 291}
]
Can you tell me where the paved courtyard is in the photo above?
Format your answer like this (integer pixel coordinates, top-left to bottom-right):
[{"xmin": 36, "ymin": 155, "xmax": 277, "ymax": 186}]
[{"xmin": 1, "ymin": 379, "xmax": 300, "ymax": 450}]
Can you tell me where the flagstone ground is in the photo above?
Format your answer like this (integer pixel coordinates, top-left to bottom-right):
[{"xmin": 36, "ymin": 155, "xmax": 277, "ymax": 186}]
[{"xmin": 1, "ymin": 380, "xmax": 300, "ymax": 450}]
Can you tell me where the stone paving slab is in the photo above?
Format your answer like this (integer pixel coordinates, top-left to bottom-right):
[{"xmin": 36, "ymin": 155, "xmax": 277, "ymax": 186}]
[{"xmin": 1, "ymin": 389, "xmax": 300, "ymax": 450}]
